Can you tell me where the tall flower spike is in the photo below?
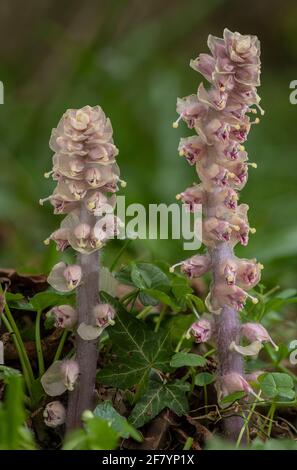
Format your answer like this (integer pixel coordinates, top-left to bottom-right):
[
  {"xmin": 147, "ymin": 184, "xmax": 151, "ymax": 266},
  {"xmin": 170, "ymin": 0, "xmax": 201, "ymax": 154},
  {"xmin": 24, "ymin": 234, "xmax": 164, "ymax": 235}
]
[
  {"xmin": 40, "ymin": 106, "xmax": 124, "ymax": 430},
  {"xmin": 173, "ymin": 29, "xmax": 264, "ymax": 440}
]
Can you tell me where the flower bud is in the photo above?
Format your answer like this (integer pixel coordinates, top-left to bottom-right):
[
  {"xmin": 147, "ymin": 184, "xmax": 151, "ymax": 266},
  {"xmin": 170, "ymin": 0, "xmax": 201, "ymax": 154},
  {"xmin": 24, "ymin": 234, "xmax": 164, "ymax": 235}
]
[
  {"xmin": 190, "ymin": 318, "xmax": 212, "ymax": 343},
  {"xmin": 43, "ymin": 401, "xmax": 66, "ymax": 428}
]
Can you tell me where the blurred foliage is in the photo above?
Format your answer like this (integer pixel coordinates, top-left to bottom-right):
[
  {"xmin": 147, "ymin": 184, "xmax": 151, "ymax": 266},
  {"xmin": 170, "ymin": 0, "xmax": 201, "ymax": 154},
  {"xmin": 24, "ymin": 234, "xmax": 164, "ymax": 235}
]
[
  {"xmin": 0, "ymin": 0, "xmax": 297, "ymax": 293},
  {"xmin": 0, "ymin": 373, "xmax": 36, "ymax": 450}
]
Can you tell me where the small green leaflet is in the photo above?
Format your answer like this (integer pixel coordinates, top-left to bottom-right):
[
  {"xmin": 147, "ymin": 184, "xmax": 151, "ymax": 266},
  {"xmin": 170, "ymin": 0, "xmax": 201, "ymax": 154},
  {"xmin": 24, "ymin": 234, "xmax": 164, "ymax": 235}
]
[
  {"xmin": 259, "ymin": 372, "xmax": 295, "ymax": 400},
  {"xmin": 219, "ymin": 391, "xmax": 246, "ymax": 406},
  {"xmin": 63, "ymin": 417, "xmax": 119, "ymax": 450},
  {"xmin": 117, "ymin": 262, "xmax": 170, "ymax": 289},
  {"xmin": 129, "ymin": 379, "xmax": 190, "ymax": 428},
  {"xmin": 195, "ymin": 372, "xmax": 215, "ymax": 386},
  {"xmin": 93, "ymin": 401, "xmax": 142, "ymax": 442},
  {"xmin": 170, "ymin": 352, "xmax": 206, "ymax": 368},
  {"xmin": 97, "ymin": 293, "xmax": 173, "ymax": 389}
]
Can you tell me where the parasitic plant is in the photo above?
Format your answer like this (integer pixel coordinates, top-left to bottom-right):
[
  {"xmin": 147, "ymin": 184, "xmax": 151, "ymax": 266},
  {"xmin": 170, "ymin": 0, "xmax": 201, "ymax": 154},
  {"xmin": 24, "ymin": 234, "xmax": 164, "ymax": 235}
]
[
  {"xmin": 172, "ymin": 30, "xmax": 277, "ymax": 439},
  {"xmin": 40, "ymin": 105, "xmax": 123, "ymax": 429}
]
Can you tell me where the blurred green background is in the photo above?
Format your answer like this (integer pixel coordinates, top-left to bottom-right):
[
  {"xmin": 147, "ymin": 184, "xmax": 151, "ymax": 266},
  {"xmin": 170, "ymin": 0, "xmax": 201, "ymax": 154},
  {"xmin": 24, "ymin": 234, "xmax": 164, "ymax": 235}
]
[{"xmin": 0, "ymin": 0, "xmax": 296, "ymax": 289}]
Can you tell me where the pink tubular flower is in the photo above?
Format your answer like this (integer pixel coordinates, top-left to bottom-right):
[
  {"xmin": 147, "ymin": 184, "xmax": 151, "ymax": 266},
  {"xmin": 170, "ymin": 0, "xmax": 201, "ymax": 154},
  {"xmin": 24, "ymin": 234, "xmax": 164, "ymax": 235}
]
[
  {"xmin": 190, "ymin": 318, "xmax": 212, "ymax": 343},
  {"xmin": 94, "ymin": 303, "xmax": 116, "ymax": 328},
  {"xmin": 241, "ymin": 323, "xmax": 278, "ymax": 350},
  {"xmin": 170, "ymin": 254, "xmax": 211, "ymax": 278},
  {"xmin": 47, "ymin": 305, "xmax": 77, "ymax": 329},
  {"xmin": 218, "ymin": 372, "xmax": 256, "ymax": 399},
  {"xmin": 177, "ymin": 183, "xmax": 205, "ymax": 211},
  {"xmin": 43, "ymin": 401, "xmax": 66, "ymax": 428},
  {"xmin": 47, "ymin": 262, "xmax": 82, "ymax": 292}
]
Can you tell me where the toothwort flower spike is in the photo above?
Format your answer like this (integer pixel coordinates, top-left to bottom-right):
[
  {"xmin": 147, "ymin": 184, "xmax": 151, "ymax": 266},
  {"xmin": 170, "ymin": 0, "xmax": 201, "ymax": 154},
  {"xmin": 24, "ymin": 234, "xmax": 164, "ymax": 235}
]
[
  {"xmin": 41, "ymin": 106, "xmax": 123, "ymax": 430},
  {"xmin": 173, "ymin": 29, "xmax": 263, "ymax": 440}
]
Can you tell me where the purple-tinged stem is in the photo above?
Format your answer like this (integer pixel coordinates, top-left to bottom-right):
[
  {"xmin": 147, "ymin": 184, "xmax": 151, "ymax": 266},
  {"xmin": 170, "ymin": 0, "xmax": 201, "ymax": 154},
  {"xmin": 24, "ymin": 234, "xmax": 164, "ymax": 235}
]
[
  {"xmin": 66, "ymin": 208, "xmax": 99, "ymax": 430},
  {"xmin": 211, "ymin": 242, "xmax": 244, "ymax": 440}
]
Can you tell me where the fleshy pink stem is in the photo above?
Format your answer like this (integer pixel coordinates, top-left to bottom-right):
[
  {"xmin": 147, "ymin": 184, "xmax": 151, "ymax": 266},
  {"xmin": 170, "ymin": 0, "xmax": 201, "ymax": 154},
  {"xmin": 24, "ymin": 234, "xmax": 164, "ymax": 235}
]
[
  {"xmin": 211, "ymin": 242, "xmax": 244, "ymax": 439},
  {"xmin": 66, "ymin": 209, "xmax": 99, "ymax": 430}
]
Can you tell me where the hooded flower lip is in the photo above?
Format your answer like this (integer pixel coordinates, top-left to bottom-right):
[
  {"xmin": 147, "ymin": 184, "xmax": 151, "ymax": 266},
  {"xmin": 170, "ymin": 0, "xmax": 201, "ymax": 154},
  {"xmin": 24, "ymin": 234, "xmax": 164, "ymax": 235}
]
[
  {"xmin": 41, "ymin": 360, "xmax": 79, "ymax": 396},
  {"xmin": 190, "ymin": 53, "xmax": 215, "ymax": 81},
  {"xmin": 47, "ymin": 262, "xmax": 82, "ymax": 292},
  {"xmin": 229, "ymin": 340, "xmax": 263, "ymax": 357},
  {"xmin": 61, "ymin": 360, "xmax": 79, "ymax": 391},
  {"xmin": 43, "ymin": 401, "xmax": 66, "ymax": 428}
]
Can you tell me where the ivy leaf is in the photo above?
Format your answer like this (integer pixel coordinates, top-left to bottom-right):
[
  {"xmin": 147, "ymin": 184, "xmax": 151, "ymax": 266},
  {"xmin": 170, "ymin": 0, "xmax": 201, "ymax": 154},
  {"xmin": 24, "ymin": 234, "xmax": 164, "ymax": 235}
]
[
  {"xmin": 30, "ymin": 290, "xmax": 74, "ymax": 311},
  {"xmin": 5, "ymin": 292, "xmax": 34, "ymax": 311},
  {"xmin": 117, "ymin": 263, "xmax": 170, "ymax": 290},
  {"xmin": 170, "ymin": 352, "xmax": 206, "ymax": 368},
  {"xmin": 97, "ymin": 293, "xmax": 173, "ymax": 389},
  {"xmin": 141, "ymin": 288, "xmax": 179, "ymax": 309},
  {"xmin": 259, "ymin": 372, "xmax": 295, "ymax": 400},
  {"xmin": 129, "ymin": 379, "xmax": 190, "ymax": 428},
  {"xmin": 93, "ymin": 401, "xmax": 142, "ymax": 442},
  {"xmin": 131, "ymin": 263, "xmax": 170, "ymax": 289}
]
